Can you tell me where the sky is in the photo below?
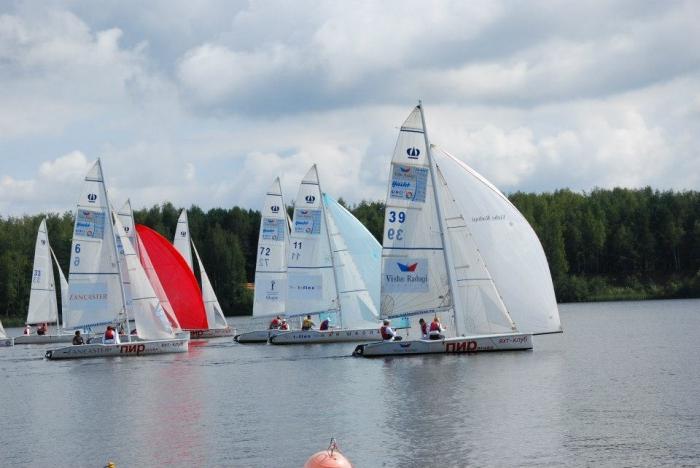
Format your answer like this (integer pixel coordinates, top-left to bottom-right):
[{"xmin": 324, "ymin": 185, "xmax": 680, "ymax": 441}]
[{"xmin": 0, "ymin": 0, "xmax": 698, "ymax": 216}]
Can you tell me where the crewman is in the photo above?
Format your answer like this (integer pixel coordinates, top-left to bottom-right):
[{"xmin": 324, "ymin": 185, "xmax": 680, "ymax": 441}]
[
  {"xmin": 380, "ymin": 319, "xmax": 402, "ymax": 341},
  {"xmin": 429, "ymin": 317, "xmax": 446, "ymax": 340},
  {"xmin": 103, "ymin": 326, "xmax": 116, "ymax": 344},
  {"xmin": 72, "ymin": 330, "xmax": 84, "ymax": 345},
  {"xmin": 269, "ymin": 316, "xmax": 282, "ymax": 329},
  {"xmin": 279, "ymin": 319, "xmax": 289, "ymax": 330},
  {"xmin": 301, "ymin": 315, "xmax": 315, "ymax": 330},
  {"xmin": 319, "ymin": 317, "xmax": 330, "ymax": 331},
  {"xmin": 419, "ymin": 318, "xmax": 429, "ymax": 339}
]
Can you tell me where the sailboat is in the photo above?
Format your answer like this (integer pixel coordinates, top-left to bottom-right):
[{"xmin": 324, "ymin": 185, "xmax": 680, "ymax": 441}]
[
  {"xmin": 45, "ymin": 159, "xmax": 188, "ymax": 359},
  {"xmin": 235, "ymin": 177, "xmax": 291, "ymax": 343},
  {"xmin": 353, "ymin": 104, "xmax": 560, "ymax": 357},
  {"xmin": 0, "ymin": 319, "xmax": 13, "ymax": 347},
  {"xmin": 270, "ymin": 165, "xmax": 384, "ymax": 344},
  {"xmin": 14, "ymin": 219, "xmax": 73, "ymax": 344},
  {"xmin": 172, "ymin": 210, "xmax": 233, "ymax": 338}
]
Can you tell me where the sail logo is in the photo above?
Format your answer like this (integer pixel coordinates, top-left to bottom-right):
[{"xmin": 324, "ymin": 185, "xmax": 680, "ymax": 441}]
[
  {"xmin": 383, "ymin": 258, "xmax": 428, "ymax": 293},
  {"xmin": 180, "ymin": 231, "xmax": 186, "ymax": 237},
  {"xmin": 87, "ymin": 193, "xmax": 97, "ymax": 203},
  {"xmin": 124, "ymin": 226, "xmax": 130, "ymax": 232},
  {"xmin": 270, "ymin": 205, "xmax": 280, "ymax": 213},
  {"xmin": 399, "ymin": 166, "xmax": 411, "ymax": 174},
  {"xmin": 397, "ymin": 262, "xmax": 418, "ymax": 272},
  {"xmin": 40, "ymin": 239, "xmax": 46, "ymax": 245},
  {"xmin": 305, "ymin": 195, "xmax": 316, "ymax": 204},
  {"xmin": 406, "ymin": 147, "xmax": 420, "ymax": 159}
]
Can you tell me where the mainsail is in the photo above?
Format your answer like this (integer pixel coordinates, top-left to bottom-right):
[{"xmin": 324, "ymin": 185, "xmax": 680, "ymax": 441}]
[
  {"xmin": 192, "ymin": 241, "xmax": 228, "ymax": 329},
  {"xmin": 50, "ymin": 248, "xmax": 69, "ymax": 330},
  {"xmin": 380, "ymin": 107, "xmax": 453, "ymax": 335},
  {"xmin": 253, "ymin": 177, "xmax": 290, "ymax": 318},
  {"xmin": 26, "ymin": 219, "xmax": 59, "ymax": 325},
  {"xmin": 323, "ymin": 194, "xmax": 380, "ymax": 329},
  {"xmin": 173, "ymin": 209, "xmax": 193, "ymax": 269},
  {"xmin": 114, "ymin": 218, "xmax": 175, "ymax": 340},
  {"xmin": 433, "ymin": 147, "xmax": 562, "ymax": 334},
  {"xmin": 286, "ymin": 165, "xmax": 339, "ymax": 317},
  {"xmin": 136, "ymin": 224, "xmax": 207, "ymax": 330},
  {"xmin": 65, "ymin": 159, "xmax": 125, "ymax": 330}
]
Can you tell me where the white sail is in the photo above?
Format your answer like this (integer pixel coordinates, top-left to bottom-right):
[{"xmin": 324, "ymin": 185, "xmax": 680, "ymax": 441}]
[
  {"xmin": 323, "ymin": 194, "xmax": 380, "ymax": 329},
  {"xmin": 50, "ymin": 248, "xmax": 69, "ymax": 330},
  {"xmin": 192, "ymin": 241, "xmax": 228, "ymax": 329},
  {"xmin": 0, "ymin": 319, "xmax": 6, "ymax": 339},
  {"xmin": 433, "ymin": 147, "xmax": 562, "ymax": 334},
  {"xmin": 380, "ymin": 107, "xmax": 452, "ymax": 331},
  {"xmin": 117, "ymin": 199, "xmax": 139, "ymax": 255},
  {"xmin": 173, "ymin": 209, "xmax": 193, "ymax": 269},
  {"xmin": 138, "ymin": 234, "xmax": 182, "ymax": 331},
  {"xmin": 253, "ymin": 177, "xmax": 290, "ymax": 318},
  {"xmin": 64, "ymin": 159, "xmax": 125, "ymax": 330},
  {"xmin": 286, "ymin": 165, "xmax": 339, "ymax": 317},
  {"xmin": 434, "ymin": 165, "xmax": 516, "ymax": 335},
  {"xmin": 26, "ymin": 219, "xmax": 59, "ymax": 325},
  {"xmin": 114, "ymin": 217, "xmax": 175, "ymax": 340}
]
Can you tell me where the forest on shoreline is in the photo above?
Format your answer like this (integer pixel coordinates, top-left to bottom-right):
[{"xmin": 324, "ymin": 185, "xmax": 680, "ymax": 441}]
[{"xmin": 1, "ymin": 187, "xmax": 699, "ymax": 324}]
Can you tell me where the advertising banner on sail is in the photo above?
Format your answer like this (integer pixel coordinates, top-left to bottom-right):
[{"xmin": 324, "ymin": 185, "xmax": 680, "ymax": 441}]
[
  {"xmin": 382, "ymin": 258, "xmax": 429, "ymax": 293},
  {"xmin": 288, "ymin": 274, "xmax": 322, "ymax": 299},
  {"xmin": 68, "ymin": 282, "xmax": 109, "ymax": 313},
  {"xmin": 390, "ymin": 165, "xmax": 428, "ymax": 203},
  {"xmin": 261, "ymin": 218, "xmax": 286, "ymax": 240},
  {"xmin": 293, "ymin": 209, "xmax": 322, "ymax": 235},
  {"xmin": 74, "ymin": 210, "xmax": 106, "ymax": 239}
]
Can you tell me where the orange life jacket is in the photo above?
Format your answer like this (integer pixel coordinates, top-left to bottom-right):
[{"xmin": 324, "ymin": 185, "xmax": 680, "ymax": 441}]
[
  {"xmin": 105, "ymin": 328, "xmax": 115, "ymax": 339},
  {"xmin": 430, "ymin": 321, "xmax": 441, "ymax": 332}
]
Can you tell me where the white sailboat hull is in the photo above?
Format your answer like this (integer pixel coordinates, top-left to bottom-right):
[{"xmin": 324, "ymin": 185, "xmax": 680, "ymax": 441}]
[
  {"xmin": 187, "ymin": 327, "xmax": 236, "ymax": 339},
  {"xmin": 234, "ymin": 329, "xmax": 282, "ymax": 343},
  {"xmin": 270, "ymin": 328, "xmax": 383, "ymax": 344},
  {"xmin": 14, "ymin": 334, "xmax": 75, "ymax": 345},
  {"xmin": 0, "ymin": 337, "xmax": 13, "ymax": 347},
  {"xmin": 44, "ymin": 338, "xmax": 189, "ymax": 360},
  {"xmin": 352, "ymin": 333, "xmax": 532, "ymax": 357}
]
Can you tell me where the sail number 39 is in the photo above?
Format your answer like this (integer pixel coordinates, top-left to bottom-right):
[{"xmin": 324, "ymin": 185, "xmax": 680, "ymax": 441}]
[{"xmin": 387, "ymin": 210, "xmax": 406, "ymax": 241}]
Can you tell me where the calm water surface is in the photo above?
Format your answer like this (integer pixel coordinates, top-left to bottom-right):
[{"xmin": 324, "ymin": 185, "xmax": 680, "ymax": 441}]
[{"xmin": 1, "ymin": 299, "xmax": 699, "ymax": 467}]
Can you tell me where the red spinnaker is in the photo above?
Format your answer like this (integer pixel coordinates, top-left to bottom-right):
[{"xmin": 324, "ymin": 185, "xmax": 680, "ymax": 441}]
[{"xmin": 136, "ymin": 224, "xmax": 208, "ymax": 330}]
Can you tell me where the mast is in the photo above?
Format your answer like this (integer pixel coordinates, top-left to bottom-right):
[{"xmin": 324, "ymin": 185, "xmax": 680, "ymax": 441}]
[
  {"xmin": 317, "ymin": 168, "xmax": 343, "ymax": 327},
  {"xmin": 418, "ymin": 102, "xmax": 463, "ymax": 336}
]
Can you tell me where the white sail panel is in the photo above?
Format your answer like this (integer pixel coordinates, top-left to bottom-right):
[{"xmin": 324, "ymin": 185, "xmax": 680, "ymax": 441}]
[
  {"xmin": 114, "ymin": 218, "xmax": 174, "ymax": 340},
  {"xmin": 27, "ymin": 219, "xmax": 59, "ymax": 325},
  {"xmin": 173, "ymin": 209, "xmax": 193, "ymax": 270},
  {"xmin": 192, "ymin": 241, "xmax": 228, "ymax": 329},
  {"xmin": 435, "ymin": 166, "xmax": 516, "ymax": 335},
  {"xmin": 50, "ymin": 248, "xmax": 69, "ymax": 330},
  {"xmin": 137, "ymin": 233, "xmax": 181, "ymax": 331},
  {"xmin": 434, "ymin": 147, "xmax": 562, "ymax": 334},
  {"xmin": 117, "ymin": 199, "xmax": 139, "ymax": 255},
  {"xmin": 381, "ymin": 107, "xmax": 451, "ymax": 320},
  {"xmin": 65, "ymin": 160, "xmax": 125, "ymax": 330},
  {"xmin": 286, "ymin": 165, "xmax": 338, "ymax": 316},
  {"xmin": 253, "ymin": 177, "xmax": 289, "ymax": 318},
  {"xmin": 324, "ymin": 194, "xmax": 379, "ymax": 329},
  {"xmin": 0, "ymin": 319, "xmax": 6, "ymax": 339}
]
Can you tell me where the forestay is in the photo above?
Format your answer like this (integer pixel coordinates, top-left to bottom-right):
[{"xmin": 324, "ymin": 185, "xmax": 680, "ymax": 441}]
[
  {"xmin": 27, "ymin": 219, "xmax": 59, "ymax": 325},
  {"xmin": 173, "ymin": 209, "xmax": 193, "ymax": 269},
  {"xmin": 114, "ymin": 218, "xmax": 175, "ymax": 340},
  {"xmin": 286, "ymin": 165, "xmax": 339, "ymax": 317},
  {"xmin": 253, "ymin": 178, "xmax": 290, "ymax": 318},
  {"xmin": 65, "ymin": 160, "xmax": 125, "ymax": 330},
  {"xmin": 433, "ymin": 147, "xmax": 562, "ymax": 334},
  {"xmin": 380, "ymin": 107, "xmax": 452, "ymax": 330},
  {"xmin": 192, "ymin": 242, "xmax": 228, "ymax": 329},
  {"xmin": 324, "ymin": 194, "xmax": 380, "ymax": 329}
]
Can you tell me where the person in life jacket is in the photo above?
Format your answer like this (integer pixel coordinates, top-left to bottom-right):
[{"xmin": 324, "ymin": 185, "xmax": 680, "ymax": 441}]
[
  {"xmin": 23, "ymin": 324, "xmax": 32, "ymax": 335},
  {"xmin": 319, "ymin": 318, "xmax": 330, "ymax": 331},
  {"xmin": 279, "ymin": 319, "xmax": 289, "ymax": 330},
  {"xmin": 37, "ymin": 323, "xmax": 48, "ymax": 336},
  {"xmin": 103, "ymin": 326, "xmax": 116, "ymax": 344},
  {"xmin": 269, "ymin": 316, "xmax": 281, "ymax": 329},
  {"xmin": 429, "ymin": 317, "xmax": 446, "ymax": 340},
  {"xmin": 301, "ymin": 315, "xmax": 315, "ymax": 330},
  {"xmin": 419, "ymin": 318, "xmax": 429, "ymax": 339},
  {"xmin": 380, "ymin": 319, "xmax": 402, "ymax": 341}
]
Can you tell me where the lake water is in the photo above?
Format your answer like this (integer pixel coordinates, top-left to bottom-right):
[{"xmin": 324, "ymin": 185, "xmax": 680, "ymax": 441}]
[{"xmin": 1, "ymin": 299, "xmax": 699, "ymax": 467}]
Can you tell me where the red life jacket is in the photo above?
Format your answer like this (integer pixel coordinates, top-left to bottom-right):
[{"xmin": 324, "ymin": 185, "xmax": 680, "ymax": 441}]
[
  {"xmin": 320, "ymin": 320, "xmax": 329, "ymax": 330},
  {"xmin": 105, "ymin": 328, "xmax": 115, "ymax": 339},
  {"xmin": 270, "ymin": 318, "xmax": 280, "ymax": 328},
  {"xmin": 279, "ymin": 323, "xmax": 289, "ymax": 330},
  {"xmin": 421, "ymin": 322, "xmax": 428, "ymax": 335},
  {"xmin": 429, "ymin": 321, "xmax": 440, "ymax": 332},
  {"xmin": 380, "ymin": 326, "xmax": 392, "ymax": 340}
]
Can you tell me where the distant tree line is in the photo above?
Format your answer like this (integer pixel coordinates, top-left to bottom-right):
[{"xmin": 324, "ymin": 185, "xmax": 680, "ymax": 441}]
[{"xmin": 1, "ymin": 188, "xmax": 698, "ymax": 324}]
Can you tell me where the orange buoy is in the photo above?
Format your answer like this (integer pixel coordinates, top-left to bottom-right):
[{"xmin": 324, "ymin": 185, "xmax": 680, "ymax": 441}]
[{"xmin": 304, "ymin": 438, "xmax": 352, "ymax": 468}]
